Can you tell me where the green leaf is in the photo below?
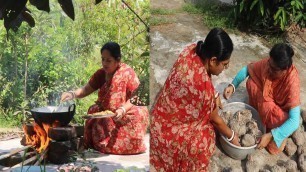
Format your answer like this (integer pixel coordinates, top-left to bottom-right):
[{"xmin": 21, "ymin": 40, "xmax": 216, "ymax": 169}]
[
  {"xmin": 250, "ymin": 0, "xmax": 259, "ymax": 10},
  {"xmin": 282, "ymin": 9, "xmax": 287, "ymax": 25},
  {"xmin": 296, "ymin": 0, "xmax": 303, "ymax": 9},
  {"xmin": 274, "ymin": 8, "xmax": 282, "ymax": 20},
  {"xmin": 291, "ymin": 0, "xmax": 295, "ymax": 6},
  {"xmin": 239, "ymin": 1, "xmax": 244, "ymax": 13},
  {"xmin": 295, "ymin": 13, "xmax": 303, "ymax": 21},
  {"xmin": 58, "ymin": 0, "xmax": 75, "ymax": 20},
  {"xmin": 140, "ymin": 51, "xmax": 149, "ymax": 57},
  {"xmin": 259, "ymin": 0, "xmax": 264, "ymax": 16},
  {"xmin": 29, "ymin": 0, "xmax": 50, "ymax": 12},
  {"xmin": 95, "ymin": 0, "xmax": 103, "ymax": 5}
]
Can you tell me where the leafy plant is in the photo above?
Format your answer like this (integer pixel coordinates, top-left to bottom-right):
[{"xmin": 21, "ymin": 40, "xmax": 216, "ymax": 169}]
[
  {"xmin": 0, "ymin": 0, "xmax": 149, "ymax": 127},
  {"xmin": 234, "ymin": 0, "xmax": 306, "ymax": 32}
]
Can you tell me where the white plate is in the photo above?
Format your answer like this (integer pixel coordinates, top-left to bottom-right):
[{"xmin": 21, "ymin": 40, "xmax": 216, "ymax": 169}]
[{"xmin": 83, "ymin": 113, "xmax": 116, "ymax": 119}]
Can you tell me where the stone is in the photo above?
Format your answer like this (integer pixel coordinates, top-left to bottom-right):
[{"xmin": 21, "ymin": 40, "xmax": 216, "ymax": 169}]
[
  {"xmin": 48, "ymin": 126, "xmax": 77, "ymax": 141},
  {"xmin": 71, "ymin": 124, "xmax": 84, "ymax": 137},
  {"xmin": 48, "ymin": 150, "xmax": 76, "ymax": 164},
  {"xmin": 71, "ymin": 137, "xmax": 84, "ymax": 152},
  {"xmin": 49, "ymin": 140, "xmax": 72, "ymax": 154}
]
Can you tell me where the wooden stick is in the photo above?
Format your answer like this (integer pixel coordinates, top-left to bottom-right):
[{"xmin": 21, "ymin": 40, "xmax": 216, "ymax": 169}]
[
  {"xmin": 0, "ymin": 145, "xmax": 32, "ymax": 161},
  {"xmin": 34, "ymin": 148, "xmax": 48, "ymax": 166},
  {"xmin": 12, "ymin": 156, "xmax": 37, "ymax": 168}
]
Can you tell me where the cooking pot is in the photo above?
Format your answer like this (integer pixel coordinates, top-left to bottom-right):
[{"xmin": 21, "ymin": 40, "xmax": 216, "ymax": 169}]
[{"xmin": 31, "ymin": 104, "xmax": 75, "ymax": 127}]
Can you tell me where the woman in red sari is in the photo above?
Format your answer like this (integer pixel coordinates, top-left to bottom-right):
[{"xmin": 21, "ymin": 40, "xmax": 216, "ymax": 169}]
[
  {"xmin": 61, "ymin": 42, "xmax": 149, "ymax": 154},
  {"xmin": 224, "ymin": 43, "xmax": 300, "ymax": 155},
  {"xmin": 150, "ymin": 28, "xmax": 240, "ymax": 171}
]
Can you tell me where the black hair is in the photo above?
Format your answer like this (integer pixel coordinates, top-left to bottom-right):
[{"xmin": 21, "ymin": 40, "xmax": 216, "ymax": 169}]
[
  {"xmin": 196, "ymin": 28, "xmax": 233, "ymax": 62},
  {"xmin": 270, "ymin": 43, "xmax": 294, "ymax": 70},
  {"xmin": 100, "ymin": 42, "xmax": 121, "ymax": 61}
]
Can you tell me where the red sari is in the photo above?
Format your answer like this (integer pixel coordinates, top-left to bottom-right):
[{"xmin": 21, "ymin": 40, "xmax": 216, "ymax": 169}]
[
  {"xmin": 84, "ymin": 63, "xmax": 149, "ymax": 154},
  {"xmin": 246, "ymin": 58, "xmax": 300, "ymax": 153},
  {"xmin": 150, "ymin": 44, "xmax": 216, "ymax": 171}
]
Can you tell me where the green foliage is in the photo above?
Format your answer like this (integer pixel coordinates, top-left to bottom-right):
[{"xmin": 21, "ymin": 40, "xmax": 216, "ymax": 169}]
[
  {"xmin": 0, "ymin": 0, "xmax": 149, "ymax": 127},
  {"xmin": 234, "ymin": 0, "xmax": 306, "ymax": 32},
  {"xmin": 151, "ymin": 8, "xmax": 179, "ymax": 15},
  {"xmin": 182, "ymin": 3, "xmax": 203, "ymax": 14},
  {"xmin": 149, "ymin": 17, "xmax": 174, "ymax": 26},
  {"xmin": 183, "ymin": 2, "xmax": 235, "ymax": 29}
]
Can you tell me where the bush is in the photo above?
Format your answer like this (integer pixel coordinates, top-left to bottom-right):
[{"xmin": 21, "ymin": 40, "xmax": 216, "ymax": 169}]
[{"xmin": 234, "ymin": 0, "xmax": 306, "ymax": 32}]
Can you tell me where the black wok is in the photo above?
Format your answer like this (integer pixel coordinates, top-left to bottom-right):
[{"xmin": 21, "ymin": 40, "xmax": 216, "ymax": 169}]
[{"xmin": 31, "ymin": 104, "xmax": 75, "ymax": 127}]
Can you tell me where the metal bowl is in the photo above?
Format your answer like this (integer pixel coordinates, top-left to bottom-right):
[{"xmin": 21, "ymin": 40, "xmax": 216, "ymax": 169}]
[
  {"xmin": 31, "ymin": 104, "xmax": 75, "ymax": 127},
  {"xmin": 219, "ymin": 102, "xmax": 266, "ymax": 160}
]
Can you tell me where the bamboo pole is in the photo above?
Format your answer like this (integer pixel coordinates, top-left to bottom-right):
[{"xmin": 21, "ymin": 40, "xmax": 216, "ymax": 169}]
[{"xmin": 0, "ymin": 145, "xmax": 32, "ymax": 161}]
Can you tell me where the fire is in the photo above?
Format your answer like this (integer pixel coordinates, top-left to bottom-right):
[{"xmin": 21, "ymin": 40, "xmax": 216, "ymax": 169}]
[{"xmin": 22, "ymin": 121, "xmax": 60, "ymax": 153}]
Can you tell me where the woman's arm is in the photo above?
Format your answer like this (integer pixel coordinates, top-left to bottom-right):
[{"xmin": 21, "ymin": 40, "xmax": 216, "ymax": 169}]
[
  {"xmin": 232, "ymin": 66, "xmax": 249, "ymax": 89},
  {"xmin": 61, "ymin": 83, "xmax": 95, "ymax": 101},
  {"xmin": 210, "ymin": 106, "xmax": 240, "ymax": 146},
  {"xmin": 224, "ymin": 66, "xmax": 249, "ymax": 99},
  {"xmin": 271, "ymin": 106, "xmax": 300, "ymax": 147}
]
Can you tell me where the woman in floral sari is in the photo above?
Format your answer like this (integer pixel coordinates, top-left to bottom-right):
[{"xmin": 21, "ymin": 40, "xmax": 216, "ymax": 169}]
[
  {"xmin": 224, "ymin": 43, "xmax": 300, "ymax": 155},
  {"xmin": 61, "ymin": 42, "xmax": 149, "ymax": 154},
  {"xmin": 150, "ymin": 28, "xmax": 240, "ymax": 171}
]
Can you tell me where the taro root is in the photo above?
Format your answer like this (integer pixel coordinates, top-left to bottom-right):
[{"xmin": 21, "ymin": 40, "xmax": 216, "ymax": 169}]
[
  {"xmin": 270, "ymin": 165, "xmax": 286, "ymax": 172},
  {"xmin": 285, "ymin": 160, "xmax": 298, "ymax": 172},
  {"xmin": 292, "ymin": 129, "xmax": 305, "ymax": 146},
  {"xmin": 285, "ymin": 138, "xmax": 297, "ymax": 157},
  {"xmin": 234, "ymin": 109, "xmax": 252, "ymax": 124},
  {"xmin": 229, "ymin": 120, "xmax": 247, "ymax": 136},
  {"xmin": 222, "ymin": 109, "xmax": 263, "ymax": 147},
  {"xmin": 241, "ymin": 134, "xmax": 256, "ymax": 147},
  {"xmin": 220, "ymin": 111, "xmax": 232, "ymax": 125},
  {"xmin": 298, "ymin": 153, "xmax": 306, "ymax": 172},
  {"xmin": 246, "ymin": 120, "xmax": 262, "ymax": 138},
  {"xmin": 246, "ymin": 157, "xmax": 260, "ymax": 172},
  {"xmin": 301, "ymin": 109, "xmax": 306, "ymax": 123},
  {"xmin": 298, "ymin": 145, "xmax": 306, "ymax": 155},
  {"xmin": 208, "ymin": 161, "xmax": 219, "ymax": 172}
]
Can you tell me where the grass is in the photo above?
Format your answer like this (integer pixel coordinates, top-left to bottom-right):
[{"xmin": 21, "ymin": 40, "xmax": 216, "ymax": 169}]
[
  {"xmin": 182, "ymin": 2, "xmax": 236, "ymax": 30},
  {"xmin": 150, "ymin": 17, "xmax": 174, "ymax": 26},
  {"xmin": 182, "ymin": 3, "xmax": 203, "ymax": 14},
  {"xmin": 181, "ymin": 1, "xmax": 288, "ymax": 45},
  {"xmin": 150, "ymin": 8, "xmax": 180, "ymax": 15}
]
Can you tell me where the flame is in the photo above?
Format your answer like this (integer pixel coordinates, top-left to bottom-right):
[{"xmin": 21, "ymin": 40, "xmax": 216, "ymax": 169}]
[{"xmin": 22, "ymin": 121, "xmax": 60, "ymax": 153}]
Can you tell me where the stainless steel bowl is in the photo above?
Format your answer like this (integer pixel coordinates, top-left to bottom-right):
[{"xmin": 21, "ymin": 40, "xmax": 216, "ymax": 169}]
[{"xmin": 219, "ymin": 102, "xmax": 266, "ymax": 160}]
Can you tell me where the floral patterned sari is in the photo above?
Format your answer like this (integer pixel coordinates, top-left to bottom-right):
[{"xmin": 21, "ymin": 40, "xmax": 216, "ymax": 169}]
[
  {"xmin": 84, "ymin": 63, "xmax": 149, "ymax": 154},
  {"xmin": 150, "ymin": 44, "xmax": 216, "ymax": 171}
]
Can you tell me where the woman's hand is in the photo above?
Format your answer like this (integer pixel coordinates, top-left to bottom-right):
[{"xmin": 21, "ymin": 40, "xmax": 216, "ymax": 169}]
[
  {"xmin": 230, "ymin": 133, "xmax": 241, "ymax": 147},
  {"xmin": 257, "ymin": 132, "xmax": 273, "ymax": 150},
  {"xmin": 114, "ymin": 108, "xmax": 125, "ymax": 121},
  {"xmin": 61, "ymin": 91, "xmax": 75, "ymax": 102},
  {"xmin": 223, "ymin": 85, "xmax": 234, "ymax": 100}
]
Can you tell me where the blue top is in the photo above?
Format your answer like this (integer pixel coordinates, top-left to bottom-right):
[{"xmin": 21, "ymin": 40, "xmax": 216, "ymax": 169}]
[{"xmin": 231, "ymin": 66, "xmax": 300, "ymax": 148}]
